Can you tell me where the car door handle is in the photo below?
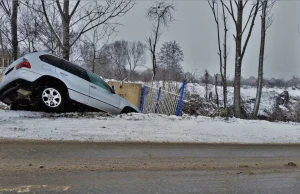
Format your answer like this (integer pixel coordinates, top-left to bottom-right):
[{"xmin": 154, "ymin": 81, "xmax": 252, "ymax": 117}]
[
  {"xmin": 60, "ymin": 72, "xmax": 68, "ymax": 76},
  {"xmin": 90, "ymin": 85, "xmax": 96, "ymax": 89}
]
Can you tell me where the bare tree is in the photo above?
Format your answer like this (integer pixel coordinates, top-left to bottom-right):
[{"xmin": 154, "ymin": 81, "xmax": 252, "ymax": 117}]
[
  {"xmin": 0, "ymin": 0, "xmax": 18, "ymax": 59},
  {"xmin": 0, "ymin": 2, "xmax": 11, "ymax": 58},
  {"xmin": 11, "ymin": 0, "xmax": 18, "ymax": 60},
  {"xmin": 94, "ymin": 49, "xmax": 114, "ymax": 79},
  {"xmin": 0, "ymin": 0, "xmax": 44, "ymax": 59},
  {"xmin": 146, "ymin": 1, "xmax": 175, "ymax": 81},
  {"xmin": 80, "ymin": 25, "xmax": 115, "ymax": 73},
  {"xmin": 158, "ymin": 40, "xmax": 184, "ymax": 82},
  {"xmin": 221, "ymin": 0, "xmax": 260, "ymax": 117},
  {"xmin": 1, "ymin": 0, "xmax": 60, "ymax": 57},
  {"xmin": 141, "ymin": 69, "xmax": 153, "ymax": 82},
  {"xmin": 252, "ymin": 0, "xmax": 275, "ymax": 118},
  {"xmin": 185, "ymin": 70, "xmax": 200, "ymax": 84},
  {"xmin": 35, "ymin": 2, "xmax": 64, "ymax": 54},
  {"xmin": 102, "ymin": 40, "xmax": 129, "ymax": 80},
  {"xmin": 208, "ymin": 0, "xmax": 229, "ymax": 111},
  {"xmin": 39, "ymin": 0, "xmax": 134, "ymax": 60},
  {"xmin": 18, "ymin": 3, "xmax": 44, "ymax": 54},
  {"xmin": 287, "ymin": 76, "xmax": 300, "ymax": 89},
  {"xmin": 126, "ymin": 41, "xmax": 147, "ymax": 81}
]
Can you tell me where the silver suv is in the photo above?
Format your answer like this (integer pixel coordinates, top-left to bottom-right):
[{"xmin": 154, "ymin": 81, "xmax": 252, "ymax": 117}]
[{"xmin": 0, "ymin": 52, "xmax": 139, "ymax": 114}]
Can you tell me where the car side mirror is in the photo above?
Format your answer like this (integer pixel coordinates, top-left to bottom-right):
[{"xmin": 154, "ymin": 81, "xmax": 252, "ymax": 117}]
[{"xmin": 111, "ymin": 85, "xmax": 116, "ymax": 94}]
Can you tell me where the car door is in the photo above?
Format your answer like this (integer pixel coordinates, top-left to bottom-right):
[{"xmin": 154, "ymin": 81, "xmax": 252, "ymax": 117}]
[
  {"xmin": 39, "ymin": 55, "xmax": 91, "ymax": 105},
  {"xmin": 87, "ymin": 72, "xmax": 121, "ymax": 114},
  {"xmin": 56, "ymin": 67, "xmax": 91, "ymax": 105}
]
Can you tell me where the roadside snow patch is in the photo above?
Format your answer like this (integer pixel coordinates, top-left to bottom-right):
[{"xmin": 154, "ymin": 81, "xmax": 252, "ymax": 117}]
[{"xmin": 0, "ymin": 110, "xmax": 300, "ymax": 144}]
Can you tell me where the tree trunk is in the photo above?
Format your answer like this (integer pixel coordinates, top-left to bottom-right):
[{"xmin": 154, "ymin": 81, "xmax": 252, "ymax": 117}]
[
  {"xmin": 62, "ymin": 0, "xmax": 70, "ymax": 60},
  {"xmin": 128, "ymin": 61, "xmax": 132, "ymax": 81},
  {"xmin": 209, "ymin": 1, "xmax": 228, "ymax": 111},
  {"xmin": 151, "ymin": 54, "xmax": 156, "ymax": 81},
  {"xmin": 128, "ymin": 70, "xmax": 132, "ymax": 81},
  {"xmin": 223, "ymin": 69, "xmax": 228, "ymax": 111},
  {"xmin": 223, "ymin": 75, "xmax": 228, "ymax": 118},
  {"xmin": 233, "ymin": 1, "xmax": 243, "ymax": 117},
  {"xmin": 11, "ymin": 0, "xmax": 18, "ymax": 60},
  {"xmin": 0, "ymin": 30, "xmax": 5, "ymax": 66},
  {"xmin": 215, "ymin": 74, "xmax": 219, "ymax": 108},
  {"xmin": 92, "ymin": 47, "xmax": 96, "ymax": 73},
  {"xmin": 253, "ymin": 0, "xmax": 268, "ymax": 118},
  {"xmin": 205, "ymin": 71, "xmax": 209, "ymax": 101},
  {"xmin": 222, "ymin": 2, "xmax": 228, "ymax": 111}
]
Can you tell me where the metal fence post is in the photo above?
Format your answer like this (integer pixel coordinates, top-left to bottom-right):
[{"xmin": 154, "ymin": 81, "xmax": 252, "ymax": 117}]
[
  {"xmin": 154, "ymin": 87, "xmax": 162, "ymax": 113},
  {"xmin": 176, "ymin": 80, "xmax": 186, "ymax": 116},
  {"xmin": 139, "ymin": 86, "xmax": 147, "ymax": 112}
]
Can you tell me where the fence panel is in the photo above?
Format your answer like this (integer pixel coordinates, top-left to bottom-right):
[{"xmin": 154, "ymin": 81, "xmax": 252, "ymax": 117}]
[
  {"xmin": 140, "ymin": 80, "xmax": 186, "ymax": 116},
  {"xmin": 142, "ymin": 86, "xmax": 160, "ymax": 114}
]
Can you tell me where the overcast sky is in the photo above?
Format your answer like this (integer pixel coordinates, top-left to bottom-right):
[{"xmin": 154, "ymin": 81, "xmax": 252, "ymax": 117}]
[{"xmin": 114, "ymin": 0, "xmax": 300, "ymax": 79}]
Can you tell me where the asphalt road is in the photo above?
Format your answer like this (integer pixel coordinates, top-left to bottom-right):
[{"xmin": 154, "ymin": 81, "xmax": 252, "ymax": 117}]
[{"xmin": 0, "ymin": 141, "xmax": 300, "ymax": 193}]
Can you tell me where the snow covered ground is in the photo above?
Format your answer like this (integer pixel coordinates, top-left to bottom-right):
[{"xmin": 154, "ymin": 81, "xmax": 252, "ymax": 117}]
[
  {"xmin": 153, "ymin": 81, "xmax": 300, "ymax": 116},
  {"xmin": 0, "ymin": 110, "xmax": 300, "ymax": 144},
  {"xmin": 185, "ymin": 83, "xmax": 300, "ymax": 113}
]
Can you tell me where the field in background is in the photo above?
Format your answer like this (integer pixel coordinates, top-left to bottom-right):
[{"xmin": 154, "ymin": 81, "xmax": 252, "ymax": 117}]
[{"xmin": 135, "ymin": 80, "xmax": 300, "ymax": 117}]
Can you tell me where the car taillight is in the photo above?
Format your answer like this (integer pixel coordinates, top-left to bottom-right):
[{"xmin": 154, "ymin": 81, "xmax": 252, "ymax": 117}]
[{"xmin": 16, "ymin": 60, "xmax": 31, "ymax": 70}]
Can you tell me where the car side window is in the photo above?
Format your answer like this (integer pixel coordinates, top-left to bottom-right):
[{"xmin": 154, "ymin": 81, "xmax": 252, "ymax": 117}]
[
  {"xmin": 87, "ymin": 72, "xmax": 112, "ymax": 92},
  {"xmin": 39, "ymin": 55, "xmax": 90, "ymax": 81}
]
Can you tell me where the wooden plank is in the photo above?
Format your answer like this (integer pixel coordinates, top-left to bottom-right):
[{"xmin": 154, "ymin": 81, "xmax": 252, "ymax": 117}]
[{"xmin": 108, "ymin": 81, "xmax": 142, "ymax": 108}]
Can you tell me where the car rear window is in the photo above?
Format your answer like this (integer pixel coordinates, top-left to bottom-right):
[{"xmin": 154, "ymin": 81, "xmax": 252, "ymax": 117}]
[{"xmin": 39, "ymin": 54, "xmax": 90, "ymax": 81}]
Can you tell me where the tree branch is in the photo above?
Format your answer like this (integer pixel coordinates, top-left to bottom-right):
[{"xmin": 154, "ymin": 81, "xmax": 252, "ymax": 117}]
[
  {"xmin": 40, "ymin": 0, "xmax": 63, "ymax": 48},
  {"xmin": 241, "ymin": 0, "xmax": 260, "ymax": 59},
  {"xmin": 242, "ymin": 3, "xmax": 257, "ymax": 35},
  {"xmin": 71, "ymin": 0, "xmax": 133, "ymax": 47},
  {"xmin": 220, "ymin": 0, "xmax": 236, "ymax": 25},
  {"xmin": 0, "ymin": 0, "xmax": 11, "ymax": 16},
  {"xmin": 243, "ymin": 0, "xmax": 253, "ymax": 8},
  {"xmin": 55, "ymin": 0, "xmax": 65, "ymax": 21},
  {"xmin": 69, "ymin": 0, "xmax": 80, "ymax": 18},
  {"xmin": 234, "ymin": 0, "xmax": 239, "ymax": 7}
]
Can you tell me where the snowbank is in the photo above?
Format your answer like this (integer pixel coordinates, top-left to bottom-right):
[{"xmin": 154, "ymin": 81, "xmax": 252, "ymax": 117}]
[
  {"xmin": 0, "ymin": 102, "xmax": 8, "ymax": 110},
  {"xmin": 0, "ymin": 110, "xmax": 300, "ymax": 144}
]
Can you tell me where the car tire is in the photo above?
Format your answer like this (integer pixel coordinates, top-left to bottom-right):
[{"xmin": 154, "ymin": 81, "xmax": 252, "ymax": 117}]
[
  {"xmin": 33, "ymin": 85, "xmax": 67, "ymax": 112},
  {"xmin": 121, "ymin": 107, "xmax": 137, "ymax": 114}
]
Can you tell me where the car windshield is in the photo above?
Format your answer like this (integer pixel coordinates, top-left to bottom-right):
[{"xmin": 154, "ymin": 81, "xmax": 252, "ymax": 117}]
[{"xmin": 87, "ymin": 71, "xmax": 112, "ymax": 92}]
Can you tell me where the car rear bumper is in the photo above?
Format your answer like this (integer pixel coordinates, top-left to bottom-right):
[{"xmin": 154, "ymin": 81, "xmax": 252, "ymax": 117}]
[
  {"xmin": 0, "ymin": 69, "xmax": 42, "ymax": 104},
  {"xmin": 0, "ymin": 79, "xmax": 34, "ymax": 105}
]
